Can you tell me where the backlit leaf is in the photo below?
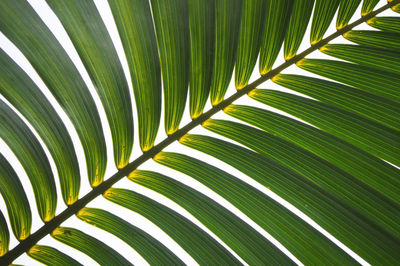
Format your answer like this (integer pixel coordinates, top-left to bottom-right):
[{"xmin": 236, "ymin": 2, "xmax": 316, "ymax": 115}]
[
  {"xmin": 150, "ymin": 0, "xmax": 190, "ymax": 134},
  {"xmin": 0, "ymin": 153, "xmax": 31, "ymax": 240},
  {"xmin": 46, "ymin": 0, "xmax": 133, "ymax": 168},
  {"xmin": 0, "ymin": 0, "xmax": 106, "ymax": 186},
  {"xmin": 210, "ymin": 0, "xmax": 243, "ymax": 105},
  {"xmin": 108, "ymin": 0, "xmax": 161, "ymax": 151},
  {"xmin": 0, "ymin": 100, "xmax": 56, "ymax": 222}
]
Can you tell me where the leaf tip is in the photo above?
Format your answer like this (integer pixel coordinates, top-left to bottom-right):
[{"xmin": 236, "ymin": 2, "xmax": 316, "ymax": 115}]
[
  {"xmin": 127, "ymin": 170, "xmax": 139, "ymax": 179},
  {"xmin": 51, "ymin": 227, "xmax": 62, "ymax": 237},
  {"xmin": 76, "ymin": 208, "xmax": 88, "ymax": 219},
  {"xmin": 223, "ymin": 104, "xmax": 234, "ymax": 114},
  {"xmin": 310, "ymin": 39, "xmax": 319, "ymax": 46},
  {"xmin": 153, "ymin": 151, "xmax": 166, "ymax": 162},
  {"xmin": 342, "ymin": 31, "xmax": 351, "ymax": 38},
  {"xmin": 178, "ymin": 134, "xmax": 191, "ymax": 144},
  {"xmin": 319, "ymin": 45, "xmax": 328, "ymax": 52},
  {"xmin": 211, "ymin": 98, "xmax": 223, "ymax": 107},
  {"xmin": 103, "ymin": 188, "xmax": 116, "ymax": 198},
  {"xmin": 296, "ymin": 59, "xmax": 307, "ymax": 67},
  {"xmin": 366, "ymin": 17, "xmax": 376, "ymax": 25},
  {"xmin": 166, "ymin": 127, "xmax": 178, "ymax": 136},
  {"xmin": 27, "ymin": 245, "xmax": 39, "ymax": 255},
  {"xmin": 201, "ymin": 119, "xmax": 213, "ymax": 128},
  {"xmin": 117, "ymin": 161, "xmax": 128, "ymax": 170},
  {"xmin": 190, "ymin": 111, "xmax": 202, "ymax": 120},
  {"xmin": 271, "ymin": 74, "xmax": 282, "ymax": 83},
  {"xmin": 236, "ymin": 82, "xmax": 248, "ymax": 90},
  {"xmin": 247, "ymin": 90, "xmax": 258, "ymax": 98}
]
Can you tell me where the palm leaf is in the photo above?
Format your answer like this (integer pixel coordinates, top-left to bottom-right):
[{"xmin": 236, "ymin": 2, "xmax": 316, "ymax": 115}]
[{"xmin": 0, "ymin": 0, "xmax": 399, "ymax": 264}]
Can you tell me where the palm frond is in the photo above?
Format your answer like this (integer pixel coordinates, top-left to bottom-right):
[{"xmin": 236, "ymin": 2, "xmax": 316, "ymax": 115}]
[{"xmin": 1, "ymin": 0, "xmax": 399, "ymax": 264}]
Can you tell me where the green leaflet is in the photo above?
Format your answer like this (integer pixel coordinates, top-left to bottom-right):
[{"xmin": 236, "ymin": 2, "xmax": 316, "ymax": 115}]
[
  {"xmin": 210, "ymin": 0, "xmax": 243, "ymax": 105},
  {"xmin": 108, "ymin": 0, "xmax": 161, "ymax": 151},
  {"xmin": 51, "ymin": 227, "xmax": 131, "ymax": 265},
  {"xmin": 361, "ymin": 0, "xmax": 379, "ymax": 15},
  {"xmin": 224, "ymin": 105, "xmax": 400, "ymax": 204},
  {"xmin": 203, "ymin": 119, "xmax": 400, "ymax": 239},
  {"xmin": 0, "ymin": 51, "xmax": 79, "ymax": 205},
  {"xmin": 150, "ymin": 0, "xmax": 190, "ymax": 134},
  {"xmin": 336, "ymin": 0, "xmax": 361, "ymax": 29},
  {"xmin": 0, "ymin": 0, "xmax": 106, "ymax": 187},
  {"xmin": 284, "ymin": 0, "xmax": 315, "ymax": 60},
  {"xmin": 310, "ymin": 0, "xmax": 340, "ymax": 44},
  {"xmin": 0, "ymin": 101, "xmax": 56, "ymax": 222},
  {"xmin": 297, "ymin": 58, "xmax": 400, "ymax": 102},
  {"xmin": 129, "ymin": 170, "xmax": 292, "ymax": 265},
  {"xmin": 188, "ymin": 0, "xmax": 215, "ymax": 118},
  {"xmin": 155, "ymin": 152, "xmax": 354, "ymax": 264},
  {"xmin": 235, "ymin": 0, "xmax": 267, "ymax": 88},
  {"xmin": 0, "ymin": 211, "xmax": 9, "ymax": 256},
  {"xmin": 321, "ymin": 43, "xmax": 400, "ymax": 75},
  {"xmin": 343, "ymin": 30, "xmax": 400, "ymax": 50},
  {"xmin": 250, "ymin": 89, "xmax": 400, "ymax": 166},
  {"xmin": 259, "ymin": 0, "xmax": 293, "ymax": 74},
  {"xmin": 389, "ymin": 0, "xmax": 400, "ymax": 13},
  {"xmin": 104, "ymin": 188, "xmax": 240, "ymax": 265},
  {"xmin": 27, "ymin": 245, "xmax": 81, "ymax": 266},
  {"xmin": 77, "ymin": 207, "xmax": 184, "ymax": 265},
  {"xmin": 0, "ymin": 154, "xmax": 31, "ymax": 240},
  {"xmin": 179, "ymin": 135, "xmax": 366, "ymax": 264},
  {"xmin": 367, "ymin": 16, "xmax": 400, "ymax": 32},
  {"xmin": 273, "ymin": 74, "xmax": 400, "ymax": 131},
  {"xmin": 46, "ymin": 0, "xmax": 133, "ymax": 169},
  {"xmin": 180, "ymin": 134, "xmax": 400, "ymax": 264}
]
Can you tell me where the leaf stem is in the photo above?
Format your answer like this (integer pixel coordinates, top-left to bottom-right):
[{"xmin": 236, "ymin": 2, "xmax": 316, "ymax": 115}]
[{"xmin": 1, "ymin": 0, "xmax": 398, "ymax": 263}]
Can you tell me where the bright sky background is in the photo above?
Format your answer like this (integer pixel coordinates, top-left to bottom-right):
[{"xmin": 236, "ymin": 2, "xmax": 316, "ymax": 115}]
[{"xmin": 0, "ymin": 0, "xmax": 392, "ymax": 265}]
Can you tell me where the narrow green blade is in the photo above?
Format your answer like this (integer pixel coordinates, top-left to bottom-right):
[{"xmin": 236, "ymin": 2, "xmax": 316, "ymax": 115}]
[
  {"xmin": 52, "ymin": 227, "xmax": 132, "ymax": 265},
  {"xmin": 361, "ymin": 0, "xmax": 379, "ymax": 15},
  {"xmin": 210, "ymin": 0, "xmax": 243, "ymax": 105},
  {"xmin": 129, "ymin": 170, "xmax": 293, "ymax": 265},
  {"xmin": 0, "ymin": 51, "xmax": 79, "ymax": 205},
  {"xmin": 310, "ymin": 0, "xmax": 340, "ymax": 44},
  {"xmin": 154, "ymin": 153, "xmax": 356, "ymax": 264},
  {"xmin": 297, "ymin": 58, "xmax": 400, "ymax": 102},
  {"xmin": 77, "ymin": 208, "xmax": 184, "ymax": 265},
  {"xmin": 108, "ymin": 0, "xmax": 161, "ymax": 151},
  {"xmin": 203, "ymin": 119, "xmax": 400, "ymax": 239},
  {"xmin": 180, "ymin": 134, "xmax": 399, "ymax": 264},
  {"xmin": 104, "ymin": 188, "xmax": 241, "ymax": 264},
  {"xmin": 273, "ymin": 74, "xmax": 400, "ymax": 131},
  {"xmin": 188, "ymin": 0, "xmax": 215, "ymax": 119},
  {"xmin": 343, "ymin": 30, "xmax": 400, "ymax": 50},
  {"xmin": 250, "ymin": 89, "xmax": 400, "ymax": 165},
  {"xmin": 155, "ymin": 153, "xmax": 360, "ymax": 264},
  {"xmin": 336, "ymin": 0, "xmax": 361, "ymax": 29},
  {"xmin": 283, "ymin": 0, "xmax": 315, "ymax": 60},
  {"xmin": 150, "ymin": 0, "xmax": 190, "ymax": 134},
  {"xmin": 0, "ymin": 0, "xmax": 106, "ymax": 186},
  {"xmin": 0, "ymin": 101, "xmax": 56, "ymax": 222},
  {"xmin": 27, "ymin": 245, "xmax": 81, "ymax": 266},
  {"xmin": 321, "ymin": 44, "xmax": 400, "ymax": 74},
  {"xmin": 46, "ymin": 0, "xmax": 133, "ymax": 169},
  {"xmin": 235, "ymin": 0, "xmax": 267, "ymax": 88},
  {"xmin": 224, "ymin": 105, "xmax": 400, "ymax": 204},
  {"xmin": 0, "ymin": 154, "xmax": 31, "ymax": 240},
  {"xmin": 0, "ymin": 211, "xmax": 9, "ymax": 256},
  {"xmin": 259, "ymin": 0, "xmax": 293, "ymax": 74},
  {"xmin": 367, "ymin": 16, "xmax": 400, "ymax": 32}
]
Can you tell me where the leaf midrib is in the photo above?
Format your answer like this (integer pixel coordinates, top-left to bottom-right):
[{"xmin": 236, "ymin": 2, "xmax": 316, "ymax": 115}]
[{"xmin": 2, "ymin": 1, "xmax": 398, "ymax": 263}]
